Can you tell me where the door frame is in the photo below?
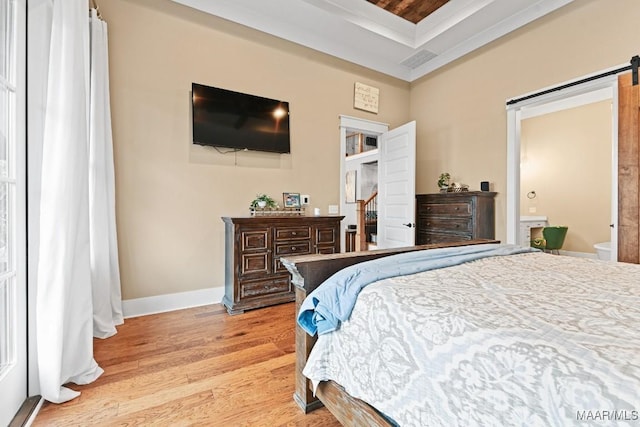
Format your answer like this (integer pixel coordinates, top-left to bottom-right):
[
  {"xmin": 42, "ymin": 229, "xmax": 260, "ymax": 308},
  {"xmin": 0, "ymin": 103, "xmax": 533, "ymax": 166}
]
[
  {"xmin": 339, "ymin": 115, "xmax": 389, "ymax": 252},
  {"xmin": 0, "ymin": 0, "xmax": 29, "ymax": 424},
  {"xmin": 506, "ymin": 68, "xmax": 620, "ymax": 260}
]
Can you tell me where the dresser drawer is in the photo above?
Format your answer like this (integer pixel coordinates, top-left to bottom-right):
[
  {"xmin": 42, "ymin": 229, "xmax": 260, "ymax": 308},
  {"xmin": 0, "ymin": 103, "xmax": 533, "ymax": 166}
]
[
  {"xmin": 240, "ymin": 229, "xmax": 269, "ymax": 251},
  {"xmin": 422, "ymin": 217, "xmax": 472, "ymax": 233},
  {"xmin": 275, "ymin": 240, "xmax": 311, "ymax": 256},
  {"xmin": 421, "ymin": 202, "xmax": 471, "ymax": 216},
  {"xmin": 240, "ymin": 276, "xmax": 291, "ymax": 299},
  {"xmin": 316, "ymin": 227, "xmax": 337, "ymax": 245},
  {"xmin": 240, "ymin": 252, "xmax": 269, "ymax": 276},
  {"xmin": 274, "ymin": 226, "xmax": 311, "ymax": 241}
]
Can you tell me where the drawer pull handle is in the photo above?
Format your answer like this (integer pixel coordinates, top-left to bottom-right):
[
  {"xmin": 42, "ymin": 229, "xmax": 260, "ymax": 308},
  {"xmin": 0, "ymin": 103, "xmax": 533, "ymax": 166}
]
[
  {"xmin": 292, "ymin": 232, "xmax": 297, "ymax": 236},
  {"xmin": 291, "ymin": 246, "xmax": 297, "ymax": 251},
  {"xmin": 455, "ymin": 207, "xmax": 459, "ymax": 211}
]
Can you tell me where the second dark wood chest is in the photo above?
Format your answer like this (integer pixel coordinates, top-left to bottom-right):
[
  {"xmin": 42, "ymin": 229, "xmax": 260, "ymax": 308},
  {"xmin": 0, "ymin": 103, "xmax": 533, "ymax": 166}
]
[{"xmin": 416, "ymin": 192, "xmax": 496, "ymax": 244}]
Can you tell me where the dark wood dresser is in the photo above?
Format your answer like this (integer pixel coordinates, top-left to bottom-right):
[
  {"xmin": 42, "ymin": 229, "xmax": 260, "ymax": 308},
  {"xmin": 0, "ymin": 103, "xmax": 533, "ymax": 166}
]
[
  {"xmin": 416, "ymin": 192, "xmax": 496, "ymax": 244},
  {"xmin": 222, "ymin": 216, "xmax": 343, "ymax": 314}
]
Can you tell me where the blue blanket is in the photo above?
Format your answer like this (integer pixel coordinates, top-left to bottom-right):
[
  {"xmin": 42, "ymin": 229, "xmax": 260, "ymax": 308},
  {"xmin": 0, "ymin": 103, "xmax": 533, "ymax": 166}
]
[{"xmin": 297, "ymin": 243, "xmax": 537, "ymax": 336}]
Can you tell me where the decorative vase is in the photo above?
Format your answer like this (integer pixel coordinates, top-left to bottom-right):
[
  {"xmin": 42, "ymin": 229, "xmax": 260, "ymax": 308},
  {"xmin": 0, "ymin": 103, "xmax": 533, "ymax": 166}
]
[{"xmin": 257, "ymin": 200, "xmax": 267, "ymax": 208}]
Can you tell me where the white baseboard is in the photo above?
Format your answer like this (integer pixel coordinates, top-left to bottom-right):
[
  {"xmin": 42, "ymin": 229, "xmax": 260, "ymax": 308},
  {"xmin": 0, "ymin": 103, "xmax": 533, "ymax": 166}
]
[
  {"xmin": 558, "ymin": 250, "xmax": 598, "ymax": 259},
  {"xmin": 122, "ymin": 287, "xmax": 225, "ymax": 318}
]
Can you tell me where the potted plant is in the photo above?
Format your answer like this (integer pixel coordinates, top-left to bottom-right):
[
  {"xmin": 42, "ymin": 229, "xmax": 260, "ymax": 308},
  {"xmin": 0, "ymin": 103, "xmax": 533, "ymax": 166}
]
[
  {"xmin": 250, "ymin": 194, "xmax": 277, "ymax": 209},
  {"xmin": 437, "ymin": 172, "xmax": 451, "ymax": 192}
]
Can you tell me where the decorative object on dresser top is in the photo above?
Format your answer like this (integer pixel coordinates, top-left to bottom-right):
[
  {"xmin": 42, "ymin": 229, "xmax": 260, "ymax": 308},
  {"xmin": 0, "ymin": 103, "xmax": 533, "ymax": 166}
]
[
  {"xmin": 447, "ymin": 181, "xmax": 469, "ymax": 192},
  {"xmin": 437, "ymin": 172, "xmax": 469, "ymax": 192},
  {"xmin": 249, "ymin": 193, "xmax": 278, "ymax": 209},
  {"xmin": 221, "ymin": 216, "xmax": 343, "ymax": 315},
  {"xmin": 250, "ymin": 207, "xmax": 306, "ymax": 216},
  {"xmin": 437, "ymin": 172, "xmax": 450, "ymax": 192},
  {"xmin": 249, "ymin": 193, "xmax": 307, "ymax": 216},
  {"xmin": 283, "ymin": 192, "xmax": 301, "ymax": 208},
  {"xmin": 416, "ymin": 191, "xmax": 496, "ymax": 245}
]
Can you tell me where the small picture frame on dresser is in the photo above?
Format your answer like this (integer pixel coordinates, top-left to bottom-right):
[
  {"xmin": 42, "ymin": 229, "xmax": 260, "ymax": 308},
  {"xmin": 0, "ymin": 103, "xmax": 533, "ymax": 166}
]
[{"xmin": 283, "ymin": 192, "xmax": 301, "ymax": 208}]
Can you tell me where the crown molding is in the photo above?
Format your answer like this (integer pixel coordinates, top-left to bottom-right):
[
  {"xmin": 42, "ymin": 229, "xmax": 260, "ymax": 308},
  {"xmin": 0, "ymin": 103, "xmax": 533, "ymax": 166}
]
[{"xmin": 171, "ymin": 0, "xmax": 574, "ymax": 82}]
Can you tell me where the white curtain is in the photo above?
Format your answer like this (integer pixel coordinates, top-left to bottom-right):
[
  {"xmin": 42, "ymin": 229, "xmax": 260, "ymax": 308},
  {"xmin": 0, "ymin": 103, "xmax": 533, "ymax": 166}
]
[
  {"xmin": 33, "ymin": 0, "xmax": 122, "ymax": 403},
  {"xmin": 89, "ymin": 9, "xmax": 123, "ymax": 339}
]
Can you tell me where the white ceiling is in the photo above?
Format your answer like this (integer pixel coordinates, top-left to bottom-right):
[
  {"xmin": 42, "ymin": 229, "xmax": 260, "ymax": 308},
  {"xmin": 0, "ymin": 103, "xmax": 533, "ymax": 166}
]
[{"xmin": 171, "ymin": 0, "xmax": 573, "ymax": 82}]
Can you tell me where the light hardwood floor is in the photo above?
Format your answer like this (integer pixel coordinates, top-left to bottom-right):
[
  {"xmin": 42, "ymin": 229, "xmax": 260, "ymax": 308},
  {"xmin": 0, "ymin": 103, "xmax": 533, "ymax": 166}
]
[{"xmin": 33, "ymin": 302, "xmax": 341, "ymax": 426}]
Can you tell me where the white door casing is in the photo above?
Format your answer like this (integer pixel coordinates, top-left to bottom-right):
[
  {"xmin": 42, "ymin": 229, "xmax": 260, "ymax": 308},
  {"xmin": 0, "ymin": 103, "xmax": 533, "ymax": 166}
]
[
  {"xmin": 507, "ymin": 75, "xmax": 618, "ymax": 260},
  {"xmin": 377, "ymin": 121, "xmax": 416, "ymax": 249},
  {"xmin": 338, "ymin": 115, "xmax": 388, "ymax": 252}
]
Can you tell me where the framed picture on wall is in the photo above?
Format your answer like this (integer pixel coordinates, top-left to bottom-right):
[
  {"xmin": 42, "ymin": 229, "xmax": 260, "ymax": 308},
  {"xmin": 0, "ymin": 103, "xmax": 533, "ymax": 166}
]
[
  {"xmin": 283, "ymin": 192, "xmax": 301, "ymax": 208},
  {"xmin": 345, "ymin": 170, "xmax": 356, "ymax": 203}
]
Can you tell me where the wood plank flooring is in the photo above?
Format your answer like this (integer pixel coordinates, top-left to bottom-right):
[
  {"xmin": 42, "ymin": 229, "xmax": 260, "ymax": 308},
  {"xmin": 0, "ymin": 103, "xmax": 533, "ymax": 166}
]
[{"xmin": 33, "ymin": 302, "xmax": 341, "ymax": 426}]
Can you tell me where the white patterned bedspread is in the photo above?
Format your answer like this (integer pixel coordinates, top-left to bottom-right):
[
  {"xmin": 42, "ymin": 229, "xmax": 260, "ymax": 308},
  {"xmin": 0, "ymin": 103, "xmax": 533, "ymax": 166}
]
[{"xmin": 303, "ymin": 252, "xmax": 640, "ymax": 426}]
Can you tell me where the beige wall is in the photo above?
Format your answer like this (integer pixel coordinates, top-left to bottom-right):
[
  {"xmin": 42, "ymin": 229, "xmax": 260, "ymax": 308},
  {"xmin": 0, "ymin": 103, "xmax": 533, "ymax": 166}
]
[
  {"xmin": 410, "ymin": 0, "xmax": 640, "ymax": 242},
  {"xmin": 520, "ymin": 101, "xmax": 612, "ymax": 253},
  {"xmin": 102, "ymin": 0, "xmax": 640, "ymax": 300},
  {"xmin": 100, "ymin": 0, "xmax": 410, "ymax": 299}
]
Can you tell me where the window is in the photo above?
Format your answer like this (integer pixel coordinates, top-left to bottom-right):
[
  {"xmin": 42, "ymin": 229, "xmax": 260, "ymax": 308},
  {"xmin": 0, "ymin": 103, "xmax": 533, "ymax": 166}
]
[{"xmin": 0, "ymin": 0, "xmax": 17, "ymax": 379}]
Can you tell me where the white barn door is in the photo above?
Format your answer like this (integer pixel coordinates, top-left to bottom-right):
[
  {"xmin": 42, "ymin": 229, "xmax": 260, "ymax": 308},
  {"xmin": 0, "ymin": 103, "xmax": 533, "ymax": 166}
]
[{"xmin": 377, "ymin": 121, "xmax": 416, "ymax": 249}]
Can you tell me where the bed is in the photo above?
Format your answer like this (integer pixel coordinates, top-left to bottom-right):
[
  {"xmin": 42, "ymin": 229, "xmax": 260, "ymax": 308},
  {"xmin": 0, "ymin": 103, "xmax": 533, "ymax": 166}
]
[{"xmin": 281, "ymin": 240, "xmax": 640, "ymax": 427}]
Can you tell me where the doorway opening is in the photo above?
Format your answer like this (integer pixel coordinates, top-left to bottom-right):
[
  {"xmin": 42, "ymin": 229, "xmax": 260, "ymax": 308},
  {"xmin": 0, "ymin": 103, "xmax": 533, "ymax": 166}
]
[
  {"xmin": 339, "ymin": 116, "xmax": 416, "ymax": 251},
  {"xmin": 506, "ymin": 73, "xmax": 618, "ymax": 261}
]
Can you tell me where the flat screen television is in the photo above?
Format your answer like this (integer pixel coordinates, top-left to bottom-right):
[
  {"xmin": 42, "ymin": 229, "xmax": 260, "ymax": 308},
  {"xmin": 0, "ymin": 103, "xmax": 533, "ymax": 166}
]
[{"xmin": 192, "ymin": 83, "xmax": 290, "ymax": 154}]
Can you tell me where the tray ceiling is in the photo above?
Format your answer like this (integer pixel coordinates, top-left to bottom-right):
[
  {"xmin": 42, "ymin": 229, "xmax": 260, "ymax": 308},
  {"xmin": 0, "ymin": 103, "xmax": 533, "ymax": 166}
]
[
  {"xmin": 366, "ymin": 0, "xmax": 451, "ymax": 25},
  {"xmin": 171, "ymin": 0, "xmax": 573, "ymax": 82}
]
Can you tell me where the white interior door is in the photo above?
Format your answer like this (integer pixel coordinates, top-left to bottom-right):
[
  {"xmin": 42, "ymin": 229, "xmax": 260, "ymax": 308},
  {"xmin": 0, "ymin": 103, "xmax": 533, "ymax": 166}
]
[
  {"xmin": 0, "ymin": 0, "xmax": 27, "ymax": 424},
  {"xmin": 377, "ymin": 121, "xmax": 416, "ymax": 249}
]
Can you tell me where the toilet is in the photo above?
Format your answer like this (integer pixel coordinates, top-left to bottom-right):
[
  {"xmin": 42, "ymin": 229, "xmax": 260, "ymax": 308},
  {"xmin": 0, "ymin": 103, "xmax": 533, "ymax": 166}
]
[{"xmin": 593, "ymin": 242, "xmax": 611, "ymax": 261}]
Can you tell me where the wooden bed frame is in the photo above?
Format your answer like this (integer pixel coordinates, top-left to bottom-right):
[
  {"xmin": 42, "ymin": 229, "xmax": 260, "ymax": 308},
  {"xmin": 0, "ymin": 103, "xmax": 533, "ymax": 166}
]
[{"xmin": 281, "ymin": 239, "xmax": 498, "ymax": 426}]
